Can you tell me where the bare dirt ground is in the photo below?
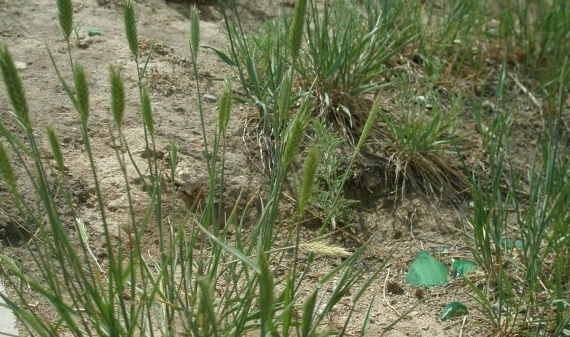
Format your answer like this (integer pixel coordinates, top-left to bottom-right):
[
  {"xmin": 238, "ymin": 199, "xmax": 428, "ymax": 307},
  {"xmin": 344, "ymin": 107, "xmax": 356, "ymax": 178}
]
[{"xmin": 0, "ymin": 0, "xmax": 543, "ymax": 336}]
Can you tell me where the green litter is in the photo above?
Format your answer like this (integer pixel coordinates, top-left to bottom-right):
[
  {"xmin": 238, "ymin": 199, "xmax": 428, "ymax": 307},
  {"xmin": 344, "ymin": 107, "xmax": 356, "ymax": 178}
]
[
  {"xmin": 452, "ymin": 259, "xmax": 478, "ymax": 278},
  {"xmin": 441, "ymin": 302, "xmax": 468, "ymax": 321},
  {"xmin": 405, "ymin": 251, "xmax": 449, "ymax": 287},
  {"xmin": 88, "ymin": 29, "xmax": 101, "ymax": 36}
]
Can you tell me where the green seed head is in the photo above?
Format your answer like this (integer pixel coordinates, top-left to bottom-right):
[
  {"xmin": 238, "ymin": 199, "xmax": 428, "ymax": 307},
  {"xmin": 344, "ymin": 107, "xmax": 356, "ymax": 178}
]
[
  {"xmin": 141, "ymin": 88, "xmax": 154, "ymax": 136},
  {"xmin": 0, "ymin": 142, "xmax": 18, "ymax": 200},
  {"xmin": 47, "ymin": 126, "xmax": 65, "ymax": 172},
  {"xmin": 297, "ymin": 146, "xmax": 319, "ymax": 218},
  {"xmin": 56, "ymin": 0, "xmax": 73, "ymax": 39},
  {"xmin": 73, "ymin": 63, "xmax": 90, "ymax": 123},
  {"xmin": 123, "ymin": 0, "xmax": 139, "ymax": 58},
  {"xmin": 109, "ymin": 66, "xmax": 125, "ymax": 127},
  {"xmin": 0, "ymin": 47, "xmax": 30, "ymax": 130},
  {"xmin": 190, "ymin": 7, "xmax": 200, "ymax": 59},
  {"xmin": 218, "ymin": 79, "xmax": 232, "ymax": 134}
]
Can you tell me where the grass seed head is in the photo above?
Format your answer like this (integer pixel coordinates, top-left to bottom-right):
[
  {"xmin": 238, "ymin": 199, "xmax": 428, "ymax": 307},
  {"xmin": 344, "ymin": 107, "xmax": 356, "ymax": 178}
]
[{"xmin": 298, "ymin": 241, "xmax": 350, "ymax": 258}]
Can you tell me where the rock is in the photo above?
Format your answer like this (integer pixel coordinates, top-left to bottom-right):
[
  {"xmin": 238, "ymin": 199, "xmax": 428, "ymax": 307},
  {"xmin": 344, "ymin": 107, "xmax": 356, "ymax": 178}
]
[
  {"xmin": 174, "ymin": 158, "xmax": 208, "ymax": 200},
  {"xmin": 481, "ymin": 99, "xmax": 496, "ymax": 112},
  {"xmin": 203, "ymin": 94, "xmax": 217, "ymax": 103}
]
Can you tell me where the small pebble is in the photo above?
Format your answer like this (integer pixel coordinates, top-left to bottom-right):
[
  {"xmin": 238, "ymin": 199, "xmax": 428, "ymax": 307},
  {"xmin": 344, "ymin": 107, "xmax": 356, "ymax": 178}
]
[
  {"xmin": 203, "ymin": 94, "xmax": 217, "ymax": 103},
  {"xmin": 77, "ymin": 40, "xmax": 90, "ymax": 49},
  {"xmin": 14, "ymin": 61, "xmax": 26, "ymax": 70},
  {"xmin": 481, "ymin": 100, "xmax": 496, "ymax": 112},
  {"xmin": 413, "ymin": 95, "xmax": 426, "ymax": 104}
]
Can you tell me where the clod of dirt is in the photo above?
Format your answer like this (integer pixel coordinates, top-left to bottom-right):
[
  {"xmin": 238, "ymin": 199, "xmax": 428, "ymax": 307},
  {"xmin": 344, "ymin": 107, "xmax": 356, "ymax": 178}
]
[
  {"xmin": 386, "ymin": 281, "xmax": 405, "ymax": 295},
  {"xmin": 174, "ymin": 156, "xmax": 208, "ymax": 204}
]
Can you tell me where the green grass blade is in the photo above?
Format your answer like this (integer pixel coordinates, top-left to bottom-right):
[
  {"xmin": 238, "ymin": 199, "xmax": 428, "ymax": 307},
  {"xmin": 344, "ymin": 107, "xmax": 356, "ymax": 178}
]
[
  {"xmin": 301, "ymin": 290, "xmax": 317, "ymax": 337},
  {"xmin": 196, "ymin": 222, "xmax": 260, "ymax": 273},
  {"xmin": 0, "ymin": 122, "xmax": 31, "ymax": 157},
  {"xmin": 202, "ymin": 46, "xmax": 237, "ymax": 67},
  {"xmin": 258, "ymin": 252, "xmax": 279, "ymax": 336}
]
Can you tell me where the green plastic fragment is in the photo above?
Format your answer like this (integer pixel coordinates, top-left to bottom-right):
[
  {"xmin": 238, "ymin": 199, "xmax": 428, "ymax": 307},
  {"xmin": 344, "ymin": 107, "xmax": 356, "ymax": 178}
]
[
  {"xmin": 452, "ymin": 259, "xmax": 478, "ymax": 278},
  {"xmin": 88, "ymin": 29, "xmax": 101, "ymax": 36},
  {"xmin": 441, "ymin": 302, "xmax": 468, "ymax": 321},
  {"xmin": 405, "ymin": 251, "xmax": 449, "ymax": 287}
]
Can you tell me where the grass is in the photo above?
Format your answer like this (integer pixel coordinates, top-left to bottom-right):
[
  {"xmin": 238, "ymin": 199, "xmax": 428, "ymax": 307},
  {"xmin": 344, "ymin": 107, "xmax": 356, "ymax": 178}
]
[
  {"xmin": 465, "ymin": 60, "xmax": 570, "ymax": 335},
  {"xmin": 1, "ymin": 0, "xmax": 570, "ymax": 336},
  {"xmin": 0, "ymin": 0, "xmax": 385, "ymax": 336}
]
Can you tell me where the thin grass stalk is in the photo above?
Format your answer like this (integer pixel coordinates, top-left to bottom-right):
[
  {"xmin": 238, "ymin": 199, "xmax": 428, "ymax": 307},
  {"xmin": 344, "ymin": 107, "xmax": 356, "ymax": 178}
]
[
  {"xmin": 159, "ymin": 141, "xmax": 180, "ymax": 335},
  {"xmin": 277, "ymin": 272, "xmax": 294, "ymax": 335},
  {"xmin": 108, "ymin": 65, "xmax": 150, "ymax": 334},
  {"xmin": 220, "ymin": 3, "xmax": 257, "ymax": 102},
  {"xmin": 122, "ymin": 1, "xmax": 157, "ymax": 188},
  {"xmin": 139, "ymin": 89, "xmax": 165, "ymax": 337},
  {"xmin": 119, "ymin": 5, "xmax": 170, "ymax": 330},
  {"xmin": 207, "ymin": 79, "xmax": 232, "ymax": 236},
  {"xmin": 188, "ymin": 6, "xmax": 211, "ymax": 176},
  {"xmin": 0, "ymin": 120, "xmax": 31, "ymax": 156},
  {"xmin": 258, "ymin": 252, "xmax": 278, "ymax": 336},
  {"xmin": 69, "ymin": 59, "xmax": 133, "ymax": 336}
]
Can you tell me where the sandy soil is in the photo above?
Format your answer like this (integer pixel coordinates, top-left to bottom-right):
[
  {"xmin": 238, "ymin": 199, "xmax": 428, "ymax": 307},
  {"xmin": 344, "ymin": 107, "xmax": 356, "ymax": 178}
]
[{"xmin": 0, "ymin": 0, "xmax": 500, "ymax": 336}]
